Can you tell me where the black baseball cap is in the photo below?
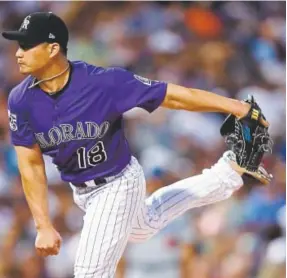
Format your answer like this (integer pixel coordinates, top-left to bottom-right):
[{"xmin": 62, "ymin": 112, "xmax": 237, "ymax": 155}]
[{"xmin": 2, "ymin": 12, "xmax": 69, "ymax": 49}]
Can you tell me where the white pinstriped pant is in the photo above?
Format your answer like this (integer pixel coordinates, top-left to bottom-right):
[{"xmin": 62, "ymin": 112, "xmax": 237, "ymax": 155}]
[{"xmin": 70, "ymin": 155, "xmax": 243, "ymax": 277}]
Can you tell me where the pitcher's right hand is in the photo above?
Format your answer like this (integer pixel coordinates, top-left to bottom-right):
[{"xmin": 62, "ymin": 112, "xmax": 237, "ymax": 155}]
[{"xmin": 35, "ymin": 226, "xmax": 62, "ymax": 256}]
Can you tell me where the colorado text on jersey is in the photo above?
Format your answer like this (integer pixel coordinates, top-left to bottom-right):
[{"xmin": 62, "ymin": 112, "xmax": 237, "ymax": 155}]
[{"xmin": 34, "ymin": 121, "xmax": 110, "ymax": 148}]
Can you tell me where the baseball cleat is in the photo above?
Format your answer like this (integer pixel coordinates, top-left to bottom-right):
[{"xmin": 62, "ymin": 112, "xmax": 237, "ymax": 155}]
[{"xmin": 222, "ymin": 151, "xmax": 272, "ymax": 185}]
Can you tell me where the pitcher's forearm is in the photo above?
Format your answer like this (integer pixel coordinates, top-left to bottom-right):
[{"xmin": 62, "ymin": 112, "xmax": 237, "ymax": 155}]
[
  {"xmin": 182, "ymin": 88, "xmax": 243, "ymax": 115},
  {"xmin": 20, "ymin": 164, "xmax": 52, "ymax": 230},
  {"xmin": 162, "ymin": 84, "xmax": 248, "ymax": 118}
]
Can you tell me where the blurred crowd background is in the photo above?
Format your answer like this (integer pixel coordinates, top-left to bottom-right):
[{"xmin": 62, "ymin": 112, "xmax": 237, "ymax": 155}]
[{"xmin": 0, "ymin": 1, "xmax": 285, "ymax": 278}]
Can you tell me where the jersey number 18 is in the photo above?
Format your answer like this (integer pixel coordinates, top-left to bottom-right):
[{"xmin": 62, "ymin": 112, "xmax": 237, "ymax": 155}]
[{"xmin": 76, "ymin": 141, "xmax": 107, "ymax": 169}]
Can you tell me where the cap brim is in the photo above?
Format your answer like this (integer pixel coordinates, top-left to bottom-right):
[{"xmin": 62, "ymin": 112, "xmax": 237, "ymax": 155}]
[{"xmin": 2, "ymin": 31, "xmax": 28, "ymax": 41}]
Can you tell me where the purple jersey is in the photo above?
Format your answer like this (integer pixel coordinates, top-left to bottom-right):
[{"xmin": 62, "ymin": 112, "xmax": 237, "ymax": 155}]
[{"xmin": 7, "ymin": 61, "xmax": 167, "ymax": 183}]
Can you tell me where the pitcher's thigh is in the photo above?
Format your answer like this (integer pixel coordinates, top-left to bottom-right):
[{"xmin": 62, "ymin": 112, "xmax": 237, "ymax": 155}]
[{"xmin": 74, "ymin": 176, "xmax": 144, "ymax": 277}]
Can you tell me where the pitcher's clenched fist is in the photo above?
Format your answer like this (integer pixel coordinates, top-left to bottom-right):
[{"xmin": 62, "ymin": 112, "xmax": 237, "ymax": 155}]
[{"xmin": 35, "ymin": 227, "xmax": 62, "ymax": 257}]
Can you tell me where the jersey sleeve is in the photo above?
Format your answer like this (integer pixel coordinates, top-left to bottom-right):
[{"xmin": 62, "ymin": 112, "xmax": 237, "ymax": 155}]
[
  {"xmin": 108, "ymin": 68, "xmax": 167, "ymax": 114},
  {"xmin": 7, "ymin": 92, "xmax": 36, "ymax": 147}
]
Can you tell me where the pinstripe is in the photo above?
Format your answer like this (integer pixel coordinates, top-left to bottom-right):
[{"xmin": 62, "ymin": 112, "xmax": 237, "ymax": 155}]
[
  {"xmin": 155, "ymin": 188, "xmax": 186, "ymax": 211},
  {"xmin": 130, "ymin": 176, "xmax": 153, "ymax": 240},
  {"xmin": 83, "ymin": 185, "xmax": 112, "ymax": 277},
  {"xmin": 109, "ymin": 163, "xmax": 140, "ymax": 274},
  {"xmin": 126, "ymin": 168, "xmax": 142, "ymax": 236},
  {"xmin": 75, "ymin": 157, "xmax": 243, "ymax": 276},
  {"xmin": 142, "ymin": 184, "xmax": 201, "ymax": 235},
  {"xmin": 141, "ymin": 206, "xmax": 158, "ymax": 230},
  {"xmin": 160, "ymin": 184, "xmax": 227, "ymax": 228},
  {"xmin": 75, "ymin": 186, "xmax": 101, "ymax": 272},
  {"xmin": 161, "ymin": 194, "xmax": 191, "ymax": 218},
  {"xmin": 126, "ymin": 169, "xmax": 144, "ymax": 237},
  {"xmin": 135, "ymin": 174, "xmax": 146, "ymax": 226},
  {"xmin": 92, "ymin": 180, "xmax": 122, "ymax": 275},
  {"xmin": 130, "ymin": 188, "xmax": 192, "ymax": 241},
  {"xmin": 73, "ymin": 154, "xmax": 238, "ymax": 275},
  {"xmin": 99, "ymin": 175, "xmax": 124, "ymax": 277},
  {"xmin": 159, "ymin": 178, "xmax": 226, "ymax": 221},
  {"xmin": 108, "ymin": 178, "xmax": 132, "ymax": 276},
  {"xmin": 107, "ymin": 160, "xmax": 143, "ymax": 276},
  {"xmin": 135, "ymin": 177, "xmax": 145, "ymax": 231},
  {"xmin": 136, "ymin": 206, "xmax": 143, "ymax": 229},
  {"xmin": 128, "ymin": 172, "xmax": 152, "ymax": 240},
  {"xmin": 105, "ymin": 175, "xmax": 129, "ymax": 277},
  {"xmin": 134, "ymin": 172, "xmax": 152, "ymax": 232},
  {"xmin": 97, "ymin": 177, "xmax": 123, "ymax": 265},
  {"xmin": 130, "ymin": 182, "xmax": 188, "ymax": 242},
  {"xmin": 80, "ymin": 158, "xmax": 142, "ymax": 277},
  {"xmin": 137, "ymin": 183, "xmax": 202, "ymax": 234},
  {"xmin": 135, "ymin": 205, "xmax": 156, "ymax": 232},
  {"xmin": 130, "ymin": 174, "xmax": 229, "ymax": 242},
  {"xmin": 130, "ymin": 181, "xmax": 196, "ymax": 241}
]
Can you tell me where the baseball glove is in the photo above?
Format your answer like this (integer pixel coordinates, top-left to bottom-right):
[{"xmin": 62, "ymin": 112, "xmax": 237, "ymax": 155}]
[{"xmin": 220, "ymin": 95, "xmax": 273, "ymax": 185}]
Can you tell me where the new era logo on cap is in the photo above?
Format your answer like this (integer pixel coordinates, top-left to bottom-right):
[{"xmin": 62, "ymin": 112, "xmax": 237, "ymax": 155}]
[{"xmin": 49, "ymin": 33, "xmax": 55, "ymax": 39}]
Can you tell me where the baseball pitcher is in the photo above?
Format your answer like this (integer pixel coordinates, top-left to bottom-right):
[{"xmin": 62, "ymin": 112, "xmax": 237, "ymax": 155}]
[{"xmin": 2, "ymin": 12, "xmax": 272, "ymax": 278}]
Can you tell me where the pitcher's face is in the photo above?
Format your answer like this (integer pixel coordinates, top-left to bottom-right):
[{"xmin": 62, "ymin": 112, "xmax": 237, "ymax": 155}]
[{"xmin": 15, "ymin": 42, "xmax": 55, "ymax": 75}]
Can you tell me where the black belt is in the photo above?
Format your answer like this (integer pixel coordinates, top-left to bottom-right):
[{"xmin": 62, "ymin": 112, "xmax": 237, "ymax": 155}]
[{"xmin": 72, "ymin": 177, "xmax": 108, "ymax": 188}]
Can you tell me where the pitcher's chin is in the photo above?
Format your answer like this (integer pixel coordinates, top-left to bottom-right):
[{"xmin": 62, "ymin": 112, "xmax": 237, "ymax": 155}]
[{"xmin": 18, "ymin": 64, "xmax": 31, "ymax": 74}]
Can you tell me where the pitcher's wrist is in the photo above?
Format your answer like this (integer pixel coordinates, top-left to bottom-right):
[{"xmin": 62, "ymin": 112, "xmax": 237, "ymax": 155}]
[{"xmin": 35, "ymin": 220, "xmax": 53, "ymax": 231}]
